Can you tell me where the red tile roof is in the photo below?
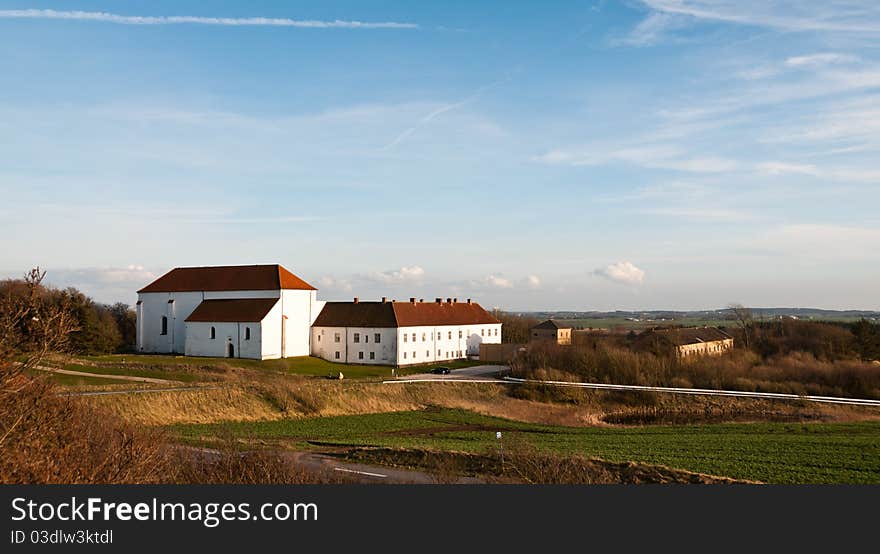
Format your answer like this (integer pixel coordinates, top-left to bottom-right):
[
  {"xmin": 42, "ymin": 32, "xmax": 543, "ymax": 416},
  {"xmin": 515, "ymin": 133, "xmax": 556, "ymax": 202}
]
[
  {"xmin": 313, "ymin": 302, "xmax": 398, "ymax": 328},
  {"xmin": 312, "ymin": 300, "xmax": 501, "ymax": 328},
  {"xmin": 392, "ymin": 300, "xmax": 500, "ymax": 327},
  {"xmin": 185, "ymin": 298, "xmax": 279, "ymax": 323},
  {"xmin": 138, "ymin": 264, "xmax": 316, "ymax": 293}
]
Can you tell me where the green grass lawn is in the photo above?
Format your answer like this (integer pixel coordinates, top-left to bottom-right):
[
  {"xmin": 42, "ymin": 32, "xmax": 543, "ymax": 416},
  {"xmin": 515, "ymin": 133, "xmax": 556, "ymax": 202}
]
[
  {"xmin": 171, "ymin": 409, "xmax": 880, "ymax": 484},
  {"xmin": 82, "ymin": 354, "xmax": 482, "ymax": 380}
]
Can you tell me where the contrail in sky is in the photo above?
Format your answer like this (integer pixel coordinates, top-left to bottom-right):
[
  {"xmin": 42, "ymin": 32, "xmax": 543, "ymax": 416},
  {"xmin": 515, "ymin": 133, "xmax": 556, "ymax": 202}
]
[{"xmin": 0, "ymin": 9, "xmax": 419, "ymax": 29}]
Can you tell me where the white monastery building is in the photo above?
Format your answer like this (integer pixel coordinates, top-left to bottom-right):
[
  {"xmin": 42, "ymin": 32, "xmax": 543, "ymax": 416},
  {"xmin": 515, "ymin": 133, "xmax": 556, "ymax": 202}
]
[{"xmin": 136, "ymin": 264, "xmax": 501, "ymax": 365}]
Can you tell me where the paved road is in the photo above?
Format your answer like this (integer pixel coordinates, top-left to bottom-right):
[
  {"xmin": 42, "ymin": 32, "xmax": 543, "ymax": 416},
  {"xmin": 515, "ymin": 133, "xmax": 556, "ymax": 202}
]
[
  {"xmin": 184, "ymin": 446, "xmax": 485, "ymax": 484},
  {"xmin": 285, "ymin": 451, "xmax": 485, "ymax": 484},
  {"xmin": 389, "ymin": 364, "xmax": 509, "ymax": 382}
]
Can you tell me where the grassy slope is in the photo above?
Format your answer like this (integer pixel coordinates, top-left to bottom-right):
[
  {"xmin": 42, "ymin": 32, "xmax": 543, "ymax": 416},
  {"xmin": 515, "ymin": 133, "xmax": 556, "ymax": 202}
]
[
  {"xmin": 82, "ymin": 354, "xmax": 480, "ymax": 380},
  {"xmin": 26, "ymin": 370, "xmax": 132, "ymax": 387},
  {"xmin": 172, "ymin": 409, "xmax": 880, "ymax": 484}
]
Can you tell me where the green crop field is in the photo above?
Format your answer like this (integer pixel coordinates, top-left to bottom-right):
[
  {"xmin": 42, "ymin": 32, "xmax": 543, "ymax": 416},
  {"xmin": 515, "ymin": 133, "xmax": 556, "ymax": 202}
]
[{"xmin": 172, "ymin": 409, "xmax": 880, "ymax": 484}]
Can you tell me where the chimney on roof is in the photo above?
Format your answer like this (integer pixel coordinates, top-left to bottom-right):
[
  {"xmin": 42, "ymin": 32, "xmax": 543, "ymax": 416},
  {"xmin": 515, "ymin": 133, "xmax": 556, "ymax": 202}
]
[
  {"xmin": 467, "ymin": 298, "xmax": 472, "ymax": 304},
  {"xmin": 435, "ymin": 298, "xmax": 442, "ymax": 304},
  {"xmin": 410, "ymin": 297, "xmax": 416, "ymax": 304},
  {"xmin": 381, "ymin": 296, "xmax": 387, "ymax": 303},
  {"xmin": 353, "ymin": 297, "xmax": 359, "ymax": 304},
  {"xmin": 446, "ymin": 297, "xmax": 452, "ymax": 304}
]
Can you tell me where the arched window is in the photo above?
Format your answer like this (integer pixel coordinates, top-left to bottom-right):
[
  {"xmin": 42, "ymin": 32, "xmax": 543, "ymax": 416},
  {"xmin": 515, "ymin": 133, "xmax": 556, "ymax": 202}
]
[
  {"xmin": 245, "ymin": 327, "xmax": 251, "ymax": 340},
  {"xmin": 210, "ymin": 327, "xmax": 216, "ymax": 340},
  {"xmin": 160, "ymin": 316, "xmax": 168, "ymax": 335}
]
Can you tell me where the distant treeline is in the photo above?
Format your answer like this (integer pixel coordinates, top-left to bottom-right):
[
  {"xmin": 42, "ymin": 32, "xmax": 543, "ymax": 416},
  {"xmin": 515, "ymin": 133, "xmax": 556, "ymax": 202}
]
[{"xmin": 0, "ymin": 277, "xmax": 135, "ymax": 355}]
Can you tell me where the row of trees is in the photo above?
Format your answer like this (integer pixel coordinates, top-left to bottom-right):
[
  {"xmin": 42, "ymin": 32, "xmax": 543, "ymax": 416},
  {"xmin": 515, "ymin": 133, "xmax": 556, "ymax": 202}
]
[
  {"xmin": 0, "ymin": 271, "xmax": 136, "ymax": 355},
  {"xmin": 728, "ymin": 304, "xmax": 880, "ymax": 362}
]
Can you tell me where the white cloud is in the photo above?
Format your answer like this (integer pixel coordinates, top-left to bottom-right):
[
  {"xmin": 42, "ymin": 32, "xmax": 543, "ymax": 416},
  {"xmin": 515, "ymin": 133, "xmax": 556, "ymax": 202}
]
[
  {"xmin": 535, "ymin": 144, "xmax": 739, "ymax": 173},
  {"xmin": 639, "ymin": 207, "xmax": 753, "ymax": 222},
  {"xmin": 40, "ymin": 265, "xmax": 159, "ymax": 305},
  {"xmin": 318, "ymin": 276, "xmax": 353, "ymax": 292},
  {"xmin": 594, "ymin": 262, "xmax": 646, "ymax": 286},
  {"xmin": 756, "ymin": 162, "xmax": 820, "ymax": 176},
  {"xmin": 0, "ymin": 9, "xmax": 418, "ymax": 29},
  {"xmin": 484, "ymin": 275, "xmax": 514, "ymax": 289},
  {"xmin": 785, "ymin": 53, "xmax": 860, "ymax": 68},
  {"xmin": 637, "ymin": 1, "xmax": 880, "ymax": 33},
  {"xmin": 524, "ymin": 275, "xmax": 542, "ymax": 289},
  {"xmin": 618, "ymin": 12, "xmax": 691, "ymax": 46},
  {"xmin": 364, "ymin": 265, "xmax": 426, "ymax": 284}
]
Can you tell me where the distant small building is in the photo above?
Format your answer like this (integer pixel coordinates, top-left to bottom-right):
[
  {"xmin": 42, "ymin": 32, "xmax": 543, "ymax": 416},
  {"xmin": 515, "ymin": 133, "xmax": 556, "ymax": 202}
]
[
  {"xmin": 530, "ymin": 320, "xmax": 572, "ymax": 345},
  {"xmin": 634, "ymin": 327, "xmax": 733, "ymax": 359}
]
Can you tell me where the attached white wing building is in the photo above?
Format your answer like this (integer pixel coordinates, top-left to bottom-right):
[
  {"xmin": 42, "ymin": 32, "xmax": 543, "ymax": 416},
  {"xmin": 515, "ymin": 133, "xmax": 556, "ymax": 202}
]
[
  {"xmin": 136, "ymin": 265, "xmax": 501, "ymax": 365},
  {"xmin": 311, "ymin": 297, "xmax": 502, "ymax": 366}
]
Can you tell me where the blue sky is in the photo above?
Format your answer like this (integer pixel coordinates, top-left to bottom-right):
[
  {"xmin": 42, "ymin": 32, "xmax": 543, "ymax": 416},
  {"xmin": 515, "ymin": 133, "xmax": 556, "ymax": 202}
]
[{"xmin": 1, "ymin": 1, "xmax": 879, "ymax": 310}]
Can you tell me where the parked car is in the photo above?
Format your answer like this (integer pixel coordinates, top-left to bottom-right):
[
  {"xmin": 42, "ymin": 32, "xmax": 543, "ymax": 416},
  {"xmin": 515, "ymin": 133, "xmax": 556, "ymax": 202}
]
[{"xmin": 431, "ymin": 366, "xmax": 451, "ymax": 375}]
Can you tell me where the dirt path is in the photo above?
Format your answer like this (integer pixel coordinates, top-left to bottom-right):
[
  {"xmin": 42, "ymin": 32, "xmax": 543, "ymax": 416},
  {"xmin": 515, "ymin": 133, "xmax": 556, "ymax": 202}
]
[{"xmin": 35, "ymin": 365, "xmax": 180, "ymax": 385}]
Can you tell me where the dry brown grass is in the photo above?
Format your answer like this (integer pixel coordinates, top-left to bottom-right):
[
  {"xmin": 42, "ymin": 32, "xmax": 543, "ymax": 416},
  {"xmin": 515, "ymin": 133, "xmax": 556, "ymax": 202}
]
[{"xmin": 78, "ymin": 366, "xmax": 880, "ymax": 430}]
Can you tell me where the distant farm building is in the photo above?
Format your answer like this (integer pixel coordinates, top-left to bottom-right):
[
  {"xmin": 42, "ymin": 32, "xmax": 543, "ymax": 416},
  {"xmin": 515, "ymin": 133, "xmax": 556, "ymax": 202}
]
[
  {"xmin": 634, "ymin": 327, "xmax": 733, "ymax": 359},
  {"xmin": 530, "ymin": 319, "xmax": 572, "ymax": 345}
]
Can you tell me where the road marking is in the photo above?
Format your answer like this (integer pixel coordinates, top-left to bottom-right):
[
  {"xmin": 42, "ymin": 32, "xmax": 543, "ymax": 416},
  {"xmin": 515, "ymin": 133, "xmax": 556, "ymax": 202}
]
[{"xmin": 333, "ymin": 467, "xmax": 387, "ymax": 478}]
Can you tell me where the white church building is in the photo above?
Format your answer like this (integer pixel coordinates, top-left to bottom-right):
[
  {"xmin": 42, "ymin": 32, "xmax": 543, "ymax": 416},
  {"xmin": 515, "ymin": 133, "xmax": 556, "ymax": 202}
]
[{"xmin": 136, "ymin": 264, "xmax": 501, "ymax": 365}]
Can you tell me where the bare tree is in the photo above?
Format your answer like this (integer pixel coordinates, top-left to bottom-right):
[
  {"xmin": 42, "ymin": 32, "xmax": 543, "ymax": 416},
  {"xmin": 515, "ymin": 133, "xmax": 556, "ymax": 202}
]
[
  {"xmin": 1, "ymin": 267, "xmax": 78, "ymax": 391},
  {"xmin": 728, "ymin": 303, "xmax": 754, "ymax": 349}
]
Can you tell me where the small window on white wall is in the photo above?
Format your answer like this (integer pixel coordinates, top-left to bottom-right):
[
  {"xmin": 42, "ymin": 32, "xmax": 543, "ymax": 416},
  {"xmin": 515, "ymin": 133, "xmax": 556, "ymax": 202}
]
[
  {"xmin": 160, "ymin": 316, "xmax": 168, "ymax": 336},
  {"xmin": 335, "ymin": 351, "xmax": 340, "ymax": 359},
  {"xmin": 354, "ymin": 333, "xmax": 360, "ymax": 343},
  {"xmin": 374, "ymin": 333, "xmax": 381, "ymax": 343},
  {"xmin": 358, "ymin": 351, "xmax": 364, "ymax": 360},
  {"xmin": 245, "ymin": 327, "xmax": 250, "ymax": 340},
  {"xmin": 210, "ymin": 326, "xmax": 216, "ymax": 340},
  {"xmin": 334, "ymin": 333, "xmax": 341, "ymax": 343},
  {"xmin": 370, "ymin": 352, "xmax": 375, "ymax": 360}
]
